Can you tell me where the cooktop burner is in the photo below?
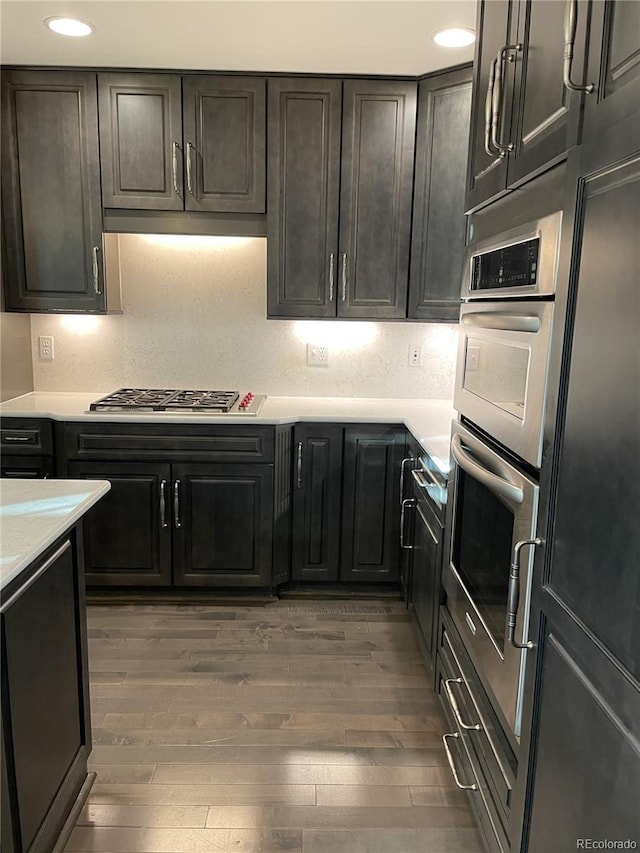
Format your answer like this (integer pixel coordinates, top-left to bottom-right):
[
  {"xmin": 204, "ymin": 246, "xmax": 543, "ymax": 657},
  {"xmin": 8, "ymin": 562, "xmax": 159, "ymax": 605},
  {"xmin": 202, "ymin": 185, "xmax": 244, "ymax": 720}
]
[{"xmin": 88, "ymin": 388, "xmax": 265, "ymax": 415}]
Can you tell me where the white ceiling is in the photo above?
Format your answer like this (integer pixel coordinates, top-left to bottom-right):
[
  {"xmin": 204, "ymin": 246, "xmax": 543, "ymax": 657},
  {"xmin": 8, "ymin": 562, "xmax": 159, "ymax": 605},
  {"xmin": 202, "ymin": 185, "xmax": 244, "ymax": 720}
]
[{"xmin": 0, "ymin": 0, "xmax": 476, "ymax": 76}]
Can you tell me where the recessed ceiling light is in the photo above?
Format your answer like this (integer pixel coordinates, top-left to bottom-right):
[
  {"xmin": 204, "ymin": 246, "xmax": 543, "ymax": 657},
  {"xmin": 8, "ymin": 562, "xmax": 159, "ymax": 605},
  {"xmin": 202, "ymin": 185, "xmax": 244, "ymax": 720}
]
[
  {"xmin": 433, "ymin": 27, "xmax": 476, "ymax": 48},
  {"xmin": 44, "ymin": 17, "xmax": 94, "ymax": 37}
]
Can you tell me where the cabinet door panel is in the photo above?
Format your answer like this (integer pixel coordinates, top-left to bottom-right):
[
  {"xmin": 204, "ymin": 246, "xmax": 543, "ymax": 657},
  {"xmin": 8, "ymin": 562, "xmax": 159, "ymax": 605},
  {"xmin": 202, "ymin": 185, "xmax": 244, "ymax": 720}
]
[
  {"xmin": 98, "ymin": 73, "xmax": 183, "ymax": 210},
  {"xmin": 291, "ymin": 425, "xmax": 343, "ymax": 582},
  {"xmin": 466, "ymin": 0, "xmax": 516, "ymax": 212},
  {"xmin": 67, "ymin": 462, "xmax": 172, "ymax": 586},
  {"xmin": 411, "ymin": 499, "xmax": 442, "ymax": 662},
  {"xmin": 1, "ymin": 70, "xmax": 104, "ymax": 312},
  {"xmin": 341, "ymin": 427, "xmax": 404, "ymax": 582},
  {"xmin": 339, "ymin": 80, "xmax": 416, "ymax": 318},
  {"xmin": 173, "ymin": 464, "xmax": 273, "ymax": 587},
  {"xmin": 409, "ymin": 67, "xmax": 472, "ymax": 321},
  {"xmin": 583, "ymin": 0, "xmax": 640, "ymax": 139},
  {"xmin": 183, "ymin": 76, "xmax": 265, "ymax": 213},
  {"xmin": 508, "ymin": 0, "xmax": 586, "ymax": 187},
  {"xmin": 527, "ymin": 631, "xmax": 640, "ymax": 851},
  {"xmin": 2, "ymin": 542, "xmax": 82, "ymax": 851},
  {"xmin": 267, "ymin": 78, "xmax": 342, "ymax": 318}
]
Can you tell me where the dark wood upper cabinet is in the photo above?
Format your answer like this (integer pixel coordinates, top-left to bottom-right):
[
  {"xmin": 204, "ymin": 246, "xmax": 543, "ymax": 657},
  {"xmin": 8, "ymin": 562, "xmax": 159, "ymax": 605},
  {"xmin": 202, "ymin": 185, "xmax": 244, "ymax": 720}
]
[
  {"xmin": 582, "ymin": 0, "xmax": 640, "ymax": 139},
  {"xmin": 98, "ymin": 73, "xmax": 266, "ymax": 214},
  {"xmin": 268, "ymin": 78, "xmax": 416, "ymax": 319},
  {"xmin": 408, "ymin": 66, "xmax": 472, "ymax": 321},
  {"xmin": 338, "ymin": 80, "xmax": 417, "ymax": 319},
  {"xmin": 1, "ymin": 70, "xmax": 106, "ymax": 312},
  {"xmin": 267, "ymin": 78, "xmax": 342, "ymax": 318},
  {"xmin": 466, "ymin": 0, "xmax": 591, "ymax": 212},
  {"xmin": 98, "ymin": 73, "xmax": 184, "ymax": 210}
]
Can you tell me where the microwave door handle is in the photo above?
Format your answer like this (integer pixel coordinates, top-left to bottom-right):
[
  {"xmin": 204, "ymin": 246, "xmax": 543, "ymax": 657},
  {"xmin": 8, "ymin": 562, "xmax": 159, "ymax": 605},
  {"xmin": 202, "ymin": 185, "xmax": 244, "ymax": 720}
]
[
  {"xmin": 461, "ymin": 313, "xmax": 541, "ymax": 333},
  {"xmin": 451, "ymin": 433, "xmax": 524, "ymax": 504}
]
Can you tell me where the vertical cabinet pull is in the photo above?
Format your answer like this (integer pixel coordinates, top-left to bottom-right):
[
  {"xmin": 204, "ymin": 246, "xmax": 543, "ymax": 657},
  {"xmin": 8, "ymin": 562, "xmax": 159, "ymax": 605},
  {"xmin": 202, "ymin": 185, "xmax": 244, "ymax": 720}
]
[
  {"xmin": 159, "ymin": 479, "xmax": 168, "ymax": 528},
  {"xmin": 92, "ymin": 246, "xmax": 102, "ymax": 295},
  {"xmin": 484, "ymin": 56, "xmax": 499, "ymax": 157},
  {"xmin": 491, "ymin": 44, "xmax": 522, "ymax": 156},
  {"xmin": 507, "ymin": 537, "xmax": 543, "ymax": 650},
  {"xmin": 328, "ymin": 253, "xmax": 335, "ymax": 302},
  {"xmin": 172, "ymin": 142, "xmax": 181, "ymax": 196},
  {"xmin": 400, "ymin": 498, "xmax": 415, "ymax": 549},
  {"xmin": 444, "ymin": 679, "xmax": 483, "ymax": 731},
  {"xmin": 563, "ymin": 0, "xmax": 594, "ymax": 93},
  {"xmin": 340, "ymin": 253, "xmax": 347, "ymax": 301},
  {"xmin": 399, "ymin": 457, "xmax": 413, "ymax": 504},
  {"xmin": 186, "ymin": 142, "xmax": 194, "ymax": 195},
  {"xmin": 173, "ymin": 480, "xmax": 182, "ymax": 528},
  {"xmin": 296, "ymin": 442, "xmax": 303, "ymax": 488},
  {"xmin": 442, "ymin": 733, "xmax": 478, "ymax": 791}
]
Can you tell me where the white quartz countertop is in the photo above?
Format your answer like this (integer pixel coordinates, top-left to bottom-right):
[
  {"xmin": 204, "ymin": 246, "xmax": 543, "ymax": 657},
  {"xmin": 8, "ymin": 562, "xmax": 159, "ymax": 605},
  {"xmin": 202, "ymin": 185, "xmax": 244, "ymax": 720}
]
[
  {"xmin": 0, "ymin": 478, "xmax": 111, "ymax": 592},
  {"xmin": 0, "ymin": 392, "xmax": 456, "ymax": 476}
]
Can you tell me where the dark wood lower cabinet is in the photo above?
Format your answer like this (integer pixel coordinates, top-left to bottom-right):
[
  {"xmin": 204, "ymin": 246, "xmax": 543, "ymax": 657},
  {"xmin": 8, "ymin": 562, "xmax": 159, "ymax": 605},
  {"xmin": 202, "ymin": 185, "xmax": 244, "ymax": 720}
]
[
  {"xmin": 292, "ymin": 424, "xmax": 403, "ymax": 584},
  {"xmin": 1, "ymin": 531, "xmax": 92, "ymax": 853},
  {"xmin": 172, "ymin": 463, "xmax": 274, "ymax": 587},
  {"xmin": 67, "ymin": 462, "xmax": 172, "ymax": 587},
  {"xmin": 410, "ymin": 490, "xmax": 442, "ymax": 663}
]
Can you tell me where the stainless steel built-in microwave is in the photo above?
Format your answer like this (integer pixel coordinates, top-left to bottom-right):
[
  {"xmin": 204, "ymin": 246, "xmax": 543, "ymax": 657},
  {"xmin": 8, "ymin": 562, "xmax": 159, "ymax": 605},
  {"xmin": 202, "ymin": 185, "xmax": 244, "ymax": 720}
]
[{"xmin": 461, "ymin": 211, "xmax": 562, "ymax": 300}]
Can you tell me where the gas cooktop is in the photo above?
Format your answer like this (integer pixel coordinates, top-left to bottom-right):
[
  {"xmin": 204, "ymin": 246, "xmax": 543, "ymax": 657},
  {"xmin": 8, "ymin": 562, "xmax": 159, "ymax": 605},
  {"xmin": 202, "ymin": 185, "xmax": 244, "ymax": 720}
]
[{"xmin": 88, "ymin": 388, "xmax": 265, "ymax": 415}]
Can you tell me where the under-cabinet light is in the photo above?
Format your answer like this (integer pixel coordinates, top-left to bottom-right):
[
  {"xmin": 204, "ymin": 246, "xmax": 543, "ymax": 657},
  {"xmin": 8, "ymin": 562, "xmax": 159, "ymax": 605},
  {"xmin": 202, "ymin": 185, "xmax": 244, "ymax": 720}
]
[
  {"xmin": 432, "ymin": 27, "xmax": 476, "ymax": 48},
  {"xmin": 44, "ymin": 17, "xmax": 93, "ymax": 37}
]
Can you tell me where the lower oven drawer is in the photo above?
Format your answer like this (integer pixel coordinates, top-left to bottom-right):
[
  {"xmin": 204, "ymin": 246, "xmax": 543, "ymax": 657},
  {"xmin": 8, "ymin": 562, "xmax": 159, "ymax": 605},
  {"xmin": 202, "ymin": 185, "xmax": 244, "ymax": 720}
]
[{"xmin": 437, "ymin": 609, "xmax": 515, "ymax": 853}]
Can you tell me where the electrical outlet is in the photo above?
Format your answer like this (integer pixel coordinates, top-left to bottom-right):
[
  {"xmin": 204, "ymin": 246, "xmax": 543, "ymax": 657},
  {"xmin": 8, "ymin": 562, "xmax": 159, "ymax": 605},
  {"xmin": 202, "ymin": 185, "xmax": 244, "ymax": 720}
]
[
  {"xmin": 39, "ymin": 335, "xmax": 54, "ymax": 360},
  {"xmin": 408, "ymin": 344, "xmax": 422, "ymax": 367},
  {"xmin": 307, "ymin": 344, "xmax": 329, "ymax": 367}
]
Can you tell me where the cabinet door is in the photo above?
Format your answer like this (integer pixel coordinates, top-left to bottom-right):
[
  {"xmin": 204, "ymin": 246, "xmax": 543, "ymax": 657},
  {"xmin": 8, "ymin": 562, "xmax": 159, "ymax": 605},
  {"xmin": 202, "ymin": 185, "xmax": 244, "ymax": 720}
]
[
  {"xmin": 182, "ymin": 76, "xmax": 266, "ymax": 213},
  {"xmin": 173, "ymin": 463, "xmax": 273, "ymax": 587},
  {"xmin": 508, "ymin": 0, "xmax": 587, "ymax": 188},
  {"xmin": 266, "ymin": 78, "xmax": 342, "ymax": 318},
  {"xmin": 582, "ymin": 0, "xmax": 640, "ymax": 140},
  {"xmin": 98, "ymin": 73, "xmax": 183, "ymax": 210},
  {"xmin": 1, "ymin": 70, "xmax": 104, "ymax": 312},
  {"xmin": 341, "ymin": 427, "xmax": 404, "ymax": 582},
  {"xmin": 411, "ymin": 498, "xmax": 442, "ymax": 662},
  {"xmin": 408, "ymin": 67, "xmax": 472, "ymax": 321},
  {"xmin": 291, "ymin": 425, "xmax": 343, "ymax": 582},
  {"xmin": 466, "ymin": 0, "xmax": 517, "ymax": 212},
  {"xmin": 339, "ymin": 80, "xmax": 417, "ymax": 319},
  {"xmin": 67, "ymin": 461, "xmax": 172, "ymax": 586}
]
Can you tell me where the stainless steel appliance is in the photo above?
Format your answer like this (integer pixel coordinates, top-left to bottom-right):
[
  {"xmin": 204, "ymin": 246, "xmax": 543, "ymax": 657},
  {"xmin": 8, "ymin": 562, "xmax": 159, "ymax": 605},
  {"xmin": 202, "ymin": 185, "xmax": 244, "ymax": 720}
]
[
  {"xmin": 88, "ymin": 388, "xmax": 266, "ymax": 415},
  {"xmin": 454, "ymin": 299, "xmax": 554, "ymax": 469},
  {"xmin": 461, "ymin": 211, "xmax": 561, "ymax": 300},
  {"xmin": 444, "ymin": 421, "xmax": 541, "ymax": 738}
]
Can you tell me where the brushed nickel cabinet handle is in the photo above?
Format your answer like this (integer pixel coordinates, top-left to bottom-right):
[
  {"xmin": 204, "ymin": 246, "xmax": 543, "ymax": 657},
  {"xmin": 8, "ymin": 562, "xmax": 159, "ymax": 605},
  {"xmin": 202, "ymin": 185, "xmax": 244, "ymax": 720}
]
[
  {"xmin": 444, "ymin": 679, "xmax": 482, "ymax": 731},
  {"xmin": 186, "ymin": 141, "xmax": 194, "ymax": 195},
  {"xmin": 442, "ymin": 733, "xmax": 478, "ymax": 791},
  {"xmin": 563, "ymin": 0, "xmax": 594, "ymax": 93},
  {"xmin": 297, "ymin": 442, "xmax": 303, "ymax": 488},
  {"xmin": 173, "ymin": 480, "xmax": 181, "ymax": 528},
  {"xmin": 507, "ymin": 537, "xmax": 543, "ymax": 650},
  {"xmin": 484, "ymin": 56, "xmax": 499, "ymax": 156},
  {"xmin": 400, "ymin": 456, "xmax": 413, "ymax": 504},
  {"xmin": 92, "ymin": 246, "xmax": 102, "ymax": 295},
  {"xmin": 341, "ymin": 253, "xmax": 347, "ymax": 301},
  {"xmin": 328, "ymin": 253, "xmax": 335, "ymax": 302},
  {"xmin": 172, "ymin": 142, "xmax": 181, "ymax": 196},
  {"xmin": 4, "ymin": 435, "xmax": 31, "ymax": 442},
  {"xmin": 160, "ymin": 479, "xmax": 168, "ymax": 528},
  {"xmin": 491, "ymin": 44, "xmax": 522, "ymax": 156},
  {"xmin": 400, "ymin": 498, "xmax": 415, "ymax": 550}
]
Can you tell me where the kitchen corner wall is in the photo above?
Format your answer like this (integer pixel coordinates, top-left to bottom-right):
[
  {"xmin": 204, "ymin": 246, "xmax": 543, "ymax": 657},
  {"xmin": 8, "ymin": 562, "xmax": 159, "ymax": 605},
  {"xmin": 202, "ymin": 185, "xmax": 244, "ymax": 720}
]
[{"xmin": 30, "ymin": 235, "xmax": 458, "ymax": 399}]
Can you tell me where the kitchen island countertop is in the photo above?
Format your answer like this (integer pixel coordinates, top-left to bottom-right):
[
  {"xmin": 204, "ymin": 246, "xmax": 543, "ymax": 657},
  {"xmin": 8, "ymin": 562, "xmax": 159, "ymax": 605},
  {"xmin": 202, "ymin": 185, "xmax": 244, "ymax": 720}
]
[
  {"xmin": 0, "ymin": 478, "xmax": 111, "ymax": 591},
  {"xmin": 0, "ymin": 392, "xmax": 456, "ymax": 476}
]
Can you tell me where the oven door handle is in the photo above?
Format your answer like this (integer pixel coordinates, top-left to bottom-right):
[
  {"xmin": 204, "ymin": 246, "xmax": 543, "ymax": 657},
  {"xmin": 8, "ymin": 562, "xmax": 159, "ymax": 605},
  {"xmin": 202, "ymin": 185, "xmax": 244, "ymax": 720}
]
[
  {"xmin": 461, "ymin": 312, "xmax": 541, "ymax": 333},
  {"xmin": 451, "ymin": 433, "xmax": 524, "ymax": 504}
]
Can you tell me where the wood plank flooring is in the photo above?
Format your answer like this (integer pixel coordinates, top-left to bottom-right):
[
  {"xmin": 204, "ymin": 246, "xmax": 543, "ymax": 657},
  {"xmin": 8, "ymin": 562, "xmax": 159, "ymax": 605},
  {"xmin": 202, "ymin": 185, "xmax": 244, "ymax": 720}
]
[{"xmin": 65, "ymin": 599, "xmax": 483, "ymax": 853}]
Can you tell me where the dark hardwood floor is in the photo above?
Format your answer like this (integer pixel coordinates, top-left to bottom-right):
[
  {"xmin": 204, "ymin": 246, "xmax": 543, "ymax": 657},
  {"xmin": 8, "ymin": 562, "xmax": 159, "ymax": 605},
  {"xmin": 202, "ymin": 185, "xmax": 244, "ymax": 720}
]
[{"xmin": 65, "ymin": 599, "xmax": 483, "ymax": 852}]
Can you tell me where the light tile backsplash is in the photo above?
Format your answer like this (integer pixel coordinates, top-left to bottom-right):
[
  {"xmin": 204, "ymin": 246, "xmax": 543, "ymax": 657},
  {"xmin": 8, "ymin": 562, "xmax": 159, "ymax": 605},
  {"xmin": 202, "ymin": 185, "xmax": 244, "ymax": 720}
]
[{"xmin": 30, "ymin": 235, "xmax": 458, "ymax": 399}]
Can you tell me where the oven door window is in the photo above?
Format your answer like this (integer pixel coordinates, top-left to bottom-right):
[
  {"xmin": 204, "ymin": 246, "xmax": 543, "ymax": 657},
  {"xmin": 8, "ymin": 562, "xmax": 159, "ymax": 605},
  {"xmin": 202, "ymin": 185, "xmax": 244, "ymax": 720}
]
[
  {"xmin": 452, "ymin": 468, "xmax": 514, "ymax": 652},
  {"xmin": 463, "ymin": 337, "xmax": 530, "ymax": 420}
]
